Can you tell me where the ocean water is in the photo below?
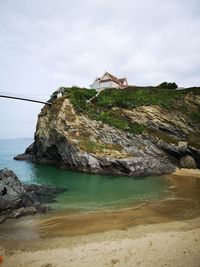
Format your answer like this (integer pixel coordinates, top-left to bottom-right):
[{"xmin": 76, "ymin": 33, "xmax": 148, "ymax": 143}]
[{"xmin": 0, "ymin": 139, "xmax": 170, "ymax": 212}]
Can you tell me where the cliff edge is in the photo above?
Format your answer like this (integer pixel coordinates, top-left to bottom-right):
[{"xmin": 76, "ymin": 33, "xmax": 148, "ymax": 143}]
[{"xmin": 15, "ymin": 87, "xmax": 200, "ymax": 176}]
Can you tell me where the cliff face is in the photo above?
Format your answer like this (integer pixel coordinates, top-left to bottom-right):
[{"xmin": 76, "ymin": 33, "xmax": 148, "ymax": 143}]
[{"xmin": 15, "ymin": 87, "xmax": 200, "ymax": 176}]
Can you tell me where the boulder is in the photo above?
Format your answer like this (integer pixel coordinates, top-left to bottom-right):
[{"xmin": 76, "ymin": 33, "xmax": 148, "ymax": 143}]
[
  {"xmin": 180, "ymin": 155, "xmax": 197, "ymax": 169},
  {"xmin": 0, "ymin": 169, "xmax": 32, "ymax": 211},
  {"xmin": 0, "ymin": 168, "xmax": 66, "ymax": 223}
]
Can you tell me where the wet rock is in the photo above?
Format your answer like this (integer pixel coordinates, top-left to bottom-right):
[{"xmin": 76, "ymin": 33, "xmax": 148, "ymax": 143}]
[
  {"xmin": 0, "ymin": 169, "xmax": 31, "ymax": 211},
  {"xmin": 0, "ymin": 168, "xmax": 66, "ymax": 223},
  {"xmin": 14, "ymin": 153, "xmax": 33, "ymax": 160},
  {"xmin": 180, "ymin": 155, "xmax": 197, "ymax": 169},
  {"xmin": 24, "ymin": 184, "xmax": 66, "ymax": 204}
]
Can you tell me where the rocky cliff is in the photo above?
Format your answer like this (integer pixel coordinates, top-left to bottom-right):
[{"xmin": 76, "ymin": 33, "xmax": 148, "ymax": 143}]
[{"xmin": 15, "ymin": 87, "xmax": 200, "ymax": 176}]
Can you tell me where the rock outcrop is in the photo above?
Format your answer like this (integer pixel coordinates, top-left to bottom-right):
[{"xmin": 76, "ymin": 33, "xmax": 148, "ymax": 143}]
[
  {"xmin": 0, "ymin": 168, "xmax": 65, "ymax": 223},
  {"xmin": 15, "ymin": 88, "xmax": 200, "ymax": 176}
]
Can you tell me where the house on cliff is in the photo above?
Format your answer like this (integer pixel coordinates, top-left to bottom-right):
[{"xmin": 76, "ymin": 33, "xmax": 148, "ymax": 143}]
[{"xmin": 90, "ymin": 71, "xmax": 128, "ymax": 90}]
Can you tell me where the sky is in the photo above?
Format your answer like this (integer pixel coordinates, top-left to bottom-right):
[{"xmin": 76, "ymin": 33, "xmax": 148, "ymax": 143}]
[{"xmin": 0, "ymin": 0, "xmax": 200, "ymax": 138}]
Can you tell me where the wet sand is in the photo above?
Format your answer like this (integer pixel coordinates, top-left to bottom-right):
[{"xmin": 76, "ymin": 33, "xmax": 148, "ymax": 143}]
[
  {"xmin": 173, "ymin": 168, "xmax": 200, "ymax": 178},
  {"xmin": 0, "ymin": 168, "xmax": 200, "ymax": 266}
]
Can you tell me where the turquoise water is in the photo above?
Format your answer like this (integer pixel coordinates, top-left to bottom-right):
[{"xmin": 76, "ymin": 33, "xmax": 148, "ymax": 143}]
[{"xmin": 0, "ymin": 139, "xmax": 170, "ymax": 212}]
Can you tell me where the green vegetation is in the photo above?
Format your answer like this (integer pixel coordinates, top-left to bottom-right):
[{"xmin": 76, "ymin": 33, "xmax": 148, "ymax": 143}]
[
  {"xmin": 51, "ymin": 86, "xmax": 200, "ymax": 111},
  {"xmin": 90, "ymin": 110, "xmax": 146, "ymax": 134},
  {"xmin": 157, "ymin": 82, "xmax": 178, "ymax": 89},
  {"xmin": 185, "ymin": 87, "xmax": 200, "ymax": 95},
  {"xmin": 51, "ymin": 87, "xmax": 96, "ymax": 110},
  {"xmin": 50, "ymin": 86, "xmax": 200, "ymax": 140},
  {"xmin": 65, "ymin": 87, "xmax": 96, "ymax": 110},
  {"xmin": 94, "ymin": 87, "xmax": 183, "ymax": 109},
  {"xmin": 78, "ymin": 136, "xmax": 123, "ymax": 154}
]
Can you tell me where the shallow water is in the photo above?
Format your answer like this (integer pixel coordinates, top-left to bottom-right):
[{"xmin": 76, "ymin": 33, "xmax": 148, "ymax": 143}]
[{"xmin": 0, "ymin": 139, "xmax": 170, "ymax": 212}]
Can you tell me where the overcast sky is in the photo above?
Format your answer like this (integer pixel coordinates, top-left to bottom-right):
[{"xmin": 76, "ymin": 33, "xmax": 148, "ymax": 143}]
[{"xmin": 0, "ymin": 0, "xmax": 200, "ymax": 138}]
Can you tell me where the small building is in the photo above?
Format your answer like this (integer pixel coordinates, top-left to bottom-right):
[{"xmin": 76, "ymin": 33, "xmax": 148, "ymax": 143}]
[{"xmin": 90, "ymin": 71, "xmax": 128, "ymax": 90}]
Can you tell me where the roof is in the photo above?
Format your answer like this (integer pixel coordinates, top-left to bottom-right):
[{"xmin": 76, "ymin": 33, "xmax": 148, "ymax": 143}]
[
  {"xmin": 100, "ymin": 72, "xmax": 127, "ymax": 85},
  {"xmin": 105, "ymin": 72, "xmax": 121, "ymax": 84},
  {"xmin": 91, "ymin": 72, "xmax": 128, "ymax": 88},
  {"xmin": 119, "ymin": 78, "xmax": 126, "ymax": 84}
]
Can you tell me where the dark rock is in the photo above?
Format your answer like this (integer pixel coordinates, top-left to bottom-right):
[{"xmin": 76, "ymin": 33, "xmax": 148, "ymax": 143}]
[
  {"xmin": 151, "ymin": 137, "xmax": 200, "ymax": 168},
  {"xmin": 180, "ymin": 155, "xmax": 197, "ymax": 169},
  {"xmin": 0, "ymin": 168, "xmax": 66, "ymax": 223},
  {"xmin": 24, "ymin": 184, "xmax": 66, "ymax": 204},
  {"xmin": 25, "ymin": 143, "xmax": 36, "ymax": 154},
  {"xmin": 187, "ymin": 146, "xmax": 200, "ymax": 168},
  {"xmin": 14, "ymin": 143, "xmax": 36, "ymax": 161},
  {"xmin": 14, "ymin": 153, "xmax": 33, "ymax": 161},
  {"xmin": 0, "ymin": 169, "xmax": 30, "ymax": 211}
]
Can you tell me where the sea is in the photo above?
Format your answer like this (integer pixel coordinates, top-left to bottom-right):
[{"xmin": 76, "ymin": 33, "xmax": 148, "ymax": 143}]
[{"xmin": 0, "ymin": 138, "xmax": 170, "ymax": 213}]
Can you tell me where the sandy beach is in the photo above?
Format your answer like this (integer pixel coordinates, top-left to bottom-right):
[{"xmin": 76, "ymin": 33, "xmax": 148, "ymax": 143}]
[
  {"xmin": 0, "ymin": 168, "xmax": 200, "ymax": 267},
  {"xmin": 1, "ymin": 218, "xmax": 200, "ymax": 267}
]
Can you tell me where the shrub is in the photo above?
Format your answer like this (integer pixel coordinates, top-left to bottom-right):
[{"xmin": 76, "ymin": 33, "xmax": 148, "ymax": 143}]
[{"xmin": 157, "ymin": 82, "xmax": 178, "ymax": 89}]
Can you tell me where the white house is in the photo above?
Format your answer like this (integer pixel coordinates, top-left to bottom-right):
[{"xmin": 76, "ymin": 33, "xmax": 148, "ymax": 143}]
[{"xmin": 90, "ymin": 71, "xmax": 128, "ymax": 90}]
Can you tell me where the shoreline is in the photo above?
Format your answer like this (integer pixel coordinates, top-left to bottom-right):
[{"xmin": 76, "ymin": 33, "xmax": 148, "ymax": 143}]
[
  {"xmin": 0, "ymin": 168, "xmax": 200, "ymax": 266},
  {"xmin": 173, "ymin": 168, "xmax": 200, "ymax": 178}
]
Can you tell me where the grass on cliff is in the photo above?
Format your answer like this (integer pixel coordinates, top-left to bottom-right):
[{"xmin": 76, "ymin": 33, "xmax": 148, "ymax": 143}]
[
  {"xmin": 50, "ymin": 86, "xmax": 200, "ymax": 136},
  {"xmin": 90, "ymin": 110, "xmax": 146, "ymax": 134},
  {"xmin": 60, "ymin": 86, "xmax": 200, "ymax": 110},
  {"xmin": 94, "ymin": 87, "xmax": 183, "ymax": 109}
]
